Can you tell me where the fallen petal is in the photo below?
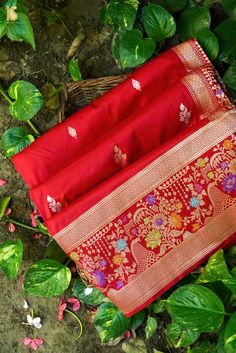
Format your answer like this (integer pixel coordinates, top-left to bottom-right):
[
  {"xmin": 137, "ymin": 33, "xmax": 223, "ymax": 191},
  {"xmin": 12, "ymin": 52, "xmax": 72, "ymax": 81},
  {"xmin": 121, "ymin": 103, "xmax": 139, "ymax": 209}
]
[
  {"xmin": 0, "ymin": 179, "xmax": 7, "ymax": 186},
  {"xmin": 23, "ymin": 300, "xmax": 29, "ymax": 310},
  {"xmin": 30, "ymin": 340, "xmax": 38, "ymax": 351},
  {"xmin": 8, "ymin": 222, "xmax": 16, "ymax": 233},
  {"xmin": 23, "ymin": 337, "xmax": 32, "ymax": 345},
  {"xmin": 34, "ymin": 338, "xmax": 44, "ymax": 346},
  {"xmin": 4, "ymin": 208, "xmax": 12, "ymax": 216},
  {"xmin": 27, "ymin": 314, "xmax": 33, "ymax": 325}
]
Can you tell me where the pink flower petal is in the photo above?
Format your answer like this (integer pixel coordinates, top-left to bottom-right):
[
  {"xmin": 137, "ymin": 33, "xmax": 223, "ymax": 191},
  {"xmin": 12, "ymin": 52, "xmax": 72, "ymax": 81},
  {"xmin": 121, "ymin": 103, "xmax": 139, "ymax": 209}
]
[
  {"xmin": 68, "ymin": 297, "xmax": 81, "ymax": 311},
  {"xmin": 124, "ymin": 330, "xmax": 131, "ymax": 339},
  {"xmin": 33, "ymin": 233, "xmax": 42, "ymax": 239},
  {"xmin": 34, "ymin": 338, "xmax": 44, "ymax": 346},
  {"xmin": 0, "ymin": 179, "xmax": 7, "ymax": 186},
  {"xmin": 23, "ymin": 337, "xmax": 32, "ymax": 345},
  {"xmin": 4, "ymin": 208, "xmax": 12, "ymax": 216},
  {"xmin": 30, "ymin": 341, "xmax": 38, "ymax": 351},
  {"xmin": 8, "ymin": 222, "xmax": 16, "ymax": 233},
  {"xmin": 68, "ymin": 297, "xmax": 78, "ymax": 304},
  {"xmin": 30, "ymin": 210, "xmax": 39, "ymax": 228},
  {"xmin": 70, "ymin": 265, "xmax": 77, "ymax": 273},
  {"xmin": 58, "ymin": 298, "xmax": 67, "ymax": 320}
]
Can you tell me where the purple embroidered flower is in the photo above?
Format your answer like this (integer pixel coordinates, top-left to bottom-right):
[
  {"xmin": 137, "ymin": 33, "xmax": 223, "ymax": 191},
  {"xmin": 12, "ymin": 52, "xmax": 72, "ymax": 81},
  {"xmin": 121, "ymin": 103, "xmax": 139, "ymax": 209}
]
[
  {"xmin": 130, "ymin": 227, "xmax": 138, "ymax": 235},
  {"xmin": 155, "ymin": 218, "xmax": 163, "ymax": 227},
  {"xmin": 93, "ymin": 270, "xmax": 107, "ymax": 287},
  {"xmin": 121, "ymin": 214, "xmax": 129, "ymax": 225},
  {"xmin": 221, "ymin": 161, "xmax": 229, "ymax": 170},
  {"xmin": 116, "ymin": 238, "xmax": 127, "ymax": 251},
  {"xmin": 193, "ymin": 182, "xmax": 203, "ymax": 193},
  {"xmin": 216, "ymin": 89, "xmax": 224, "ymax": 97},
  {"xmin": 116, "ymin": 280, "xmax": 124, "ymax": 289},
  {"xmin": 222, "ymin": 174, "xmax": 236, "ymax": 193},
  {"xmin": 190, "ymin": 197, "xmax": 200, "ymax": 208},
  {"xmin": 146, "ymin": 194, "xmax": 156, "ymax": 206},
  {"xmin": 100, "ymin": 259, "xmax": 108, "ymax": 267}
]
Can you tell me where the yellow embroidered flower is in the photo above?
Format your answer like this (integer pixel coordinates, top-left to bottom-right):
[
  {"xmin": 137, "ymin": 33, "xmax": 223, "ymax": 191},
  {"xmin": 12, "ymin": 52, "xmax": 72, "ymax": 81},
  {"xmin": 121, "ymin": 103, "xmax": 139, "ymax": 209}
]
[
  {"xmin": 112, "ymin": 254, "xmax": 123, "ymax": 266},
  {"xmin": 144, "ymin": 217, "xmax": 151, "ymax": 225},
  {"xmin": 176, "ymin": 201, "xmax": 183, "ymax": 210},
  {"xmin": 146, "ymin": 230, "xmax": 161, "ymax": 250},
  {"xmin": 169, "ymin": 212, "xmax": 183, "ymax": 229},
  {"xmin": 197, "ymin": 158, "xmax": 206, "ymax": 168},
  {"xmin": 207, "ymin": 171, "xmax": 214, "ymax": 179},
  {"xmin": 192, "ymin": 223, "xmax": 200, "ymax": 232},
  {"xmin": 229, "ymin": 159, "xmax": 236, "ymax": 174},
  {"xmin": 70, "ymin": 252, "xmax": 79, "ymax": 262},
  {"xmin": 223, "ymin": 139, "xmax": 234, "ymax": 150}
]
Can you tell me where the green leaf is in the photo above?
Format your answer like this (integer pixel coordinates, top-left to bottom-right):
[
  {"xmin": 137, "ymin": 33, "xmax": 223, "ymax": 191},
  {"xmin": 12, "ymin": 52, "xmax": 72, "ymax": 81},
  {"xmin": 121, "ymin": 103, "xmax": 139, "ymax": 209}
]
[
  {"xmin": 94, "ymin": 302, "xmax": 131, "ymax": 342},
  {"xmin": 24, "ymin": 259, "xmax": 71, "ymax": 296},
  {"xmin": 224, "ymin": 312, "xmax": 236, "ymax": 353},
  {"xmin": 0, "ymin": 240, "xmax": 23, "ymax": 280},
  {"xmin": 0, "ymin": 8, "xmax": 7, "ymax": 38},
  {"xmin": 197, "ymin": 250, "xmax": 231, "ymax": 284},
  {"xmin": 167, "ymin": 322, "xmax": 200, "ymax": 348},
  {"xmin": 72, "ymin": 279, "xmax": 106, "ymax": 306},
  {"xmin": 130, "ymin": 310, "xmax": 146, "ymax": 330},
  {"xmin": 177, "ymin": 6, "xmax": 211, "ymax": 41},
  {"xmin": 223, "ymin": 0, "xmax": 236, "ymax": 19},
  {"xmin": 150, "ymin": 0, "xmax": 188, "ymax": 14},
  {"xmin": 196, "ymin": 28, "xmax": 219, "ymax": 60},
  {"xmin": 113, "ymin": 29, "xmax": 156, "ymax": 68},
  {"xmin": 166, "ymin": 284, "xmax": 225, "ymax": 332},
  {"xmin": 68, "ymin": 59, "xmax": 82, "ymax": 82},
  {"xmin": 189, "ymin": 341, "xmax": 212, "ymax": 353},
  {"xmin": 6, "ymin": 12, "xmax": 35, "ymax": 49},
  {"xmin": 0, "ymin": 196, "xmax": 11, "ymax": 220},
  {"xmin": 101, "ymin": 0, "xmax": 139, "ymax": 30},
  {"xmin": 145, "ymin": 317, "xmax": 157, "ymax": 339},
  {"xmin": 8, "ymin": 81, "xmax": 44, "ymax": 121},
  {"xmin": 149, "ymin": 299, "xmax": 165, "ymax": 314},
  {"xmin": 215, "ymin": 19, "xmax": 236, "ymax": 63},
  {"xmin": 1, "ymin": 127, "xmax": 34, "ymax": 158},
  {"xmin": 223, "ymin": 60, "xmax": 236, "ymax": 91},
  {"xmin": 122, "ymin": 338, "xmax": 148, "ymax": 353},
  {"xmin": 142, "ymin": 3, "xmax": 176, "ymax": 42},
  {"xmin": 36, "ymin": 218, "xmax": 49, "ymax": 235},
  {"xmin": 44, "ymin": 240, "xmax": 68, "ymax": 263}
]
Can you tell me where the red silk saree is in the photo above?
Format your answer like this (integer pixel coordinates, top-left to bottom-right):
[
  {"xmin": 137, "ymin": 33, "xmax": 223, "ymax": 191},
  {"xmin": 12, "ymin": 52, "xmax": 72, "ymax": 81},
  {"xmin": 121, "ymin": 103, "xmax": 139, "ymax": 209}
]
[{"xmin": 12, "ymin": 40, "xmax": 236, "ymax": 317}]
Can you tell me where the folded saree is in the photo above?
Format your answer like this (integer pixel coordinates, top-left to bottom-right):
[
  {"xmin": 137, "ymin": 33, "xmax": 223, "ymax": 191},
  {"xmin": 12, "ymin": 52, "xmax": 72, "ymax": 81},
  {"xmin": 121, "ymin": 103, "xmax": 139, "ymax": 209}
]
[
  {"xmin": 13, "ymin": 39, "xmax": 211, "ymax": 188},
  {"xmin": 29, "ymin": 66, "xmax": 232, "ymax": 221},
  {"xmin": 12, "ymin": 40, "xmax": 236, "ymax": 317}
]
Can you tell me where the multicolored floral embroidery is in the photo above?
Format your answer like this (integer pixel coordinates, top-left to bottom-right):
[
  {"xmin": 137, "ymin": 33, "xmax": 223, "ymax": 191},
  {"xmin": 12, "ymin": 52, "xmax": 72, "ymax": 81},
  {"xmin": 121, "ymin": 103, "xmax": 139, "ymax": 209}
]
[
  {"xmin": 47, "ymin": 195, "xmax": 62, "ymax": 213},
  {"xmin": 132, "ymin": 79, "xmax": 141, "ymax": 91},
  {"xmin": 69, "ymin": 135, "xmax": 236, "ymax": 293},
  {"xmin": 68, "ymin": 126, "xmax": 77, "ymax": 139},
  {"xmin": 114, "ymin": 145, "xmax": 127, "ymax": 168}
]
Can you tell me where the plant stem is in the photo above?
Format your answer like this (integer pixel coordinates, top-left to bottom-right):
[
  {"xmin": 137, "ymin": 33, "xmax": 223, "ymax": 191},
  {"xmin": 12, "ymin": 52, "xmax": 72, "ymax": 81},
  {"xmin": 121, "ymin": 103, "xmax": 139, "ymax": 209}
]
[
  {"xmin": 64, "ymin": 258, "xmax": 71, "ymax": 267},
  {"xmin": 27, "ymin": 120, "xmax": 40, "ymax": 136},
  {"xmin": 5, "ymin": 218, "xmax": 40, "ymax": 232},
  {"xmin": 0, "ymin": 86, "xmax": 13, "ymax": 104},
  {"xmin": 64, "ymin": 309, "xmax": 83, "ymax": 340}
]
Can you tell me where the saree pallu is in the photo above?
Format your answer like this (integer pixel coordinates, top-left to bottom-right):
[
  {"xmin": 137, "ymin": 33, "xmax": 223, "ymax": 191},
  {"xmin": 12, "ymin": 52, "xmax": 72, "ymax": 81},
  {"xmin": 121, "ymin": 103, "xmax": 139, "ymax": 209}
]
[
  {"xmin": 29, "ymin": 66, "xmax": 232, "ymax": 221},
  {"xmin": 12, "ymin": 39, "xmax": 211, "ymax": 188}
]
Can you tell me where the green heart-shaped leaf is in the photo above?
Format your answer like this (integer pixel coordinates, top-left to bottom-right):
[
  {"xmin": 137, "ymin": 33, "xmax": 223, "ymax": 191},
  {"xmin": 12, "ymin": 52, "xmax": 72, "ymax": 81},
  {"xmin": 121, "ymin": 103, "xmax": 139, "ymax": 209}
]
[
  {"xmin": 224, "ymin": 312, "xmax": 236, "ymax": 353},
  {"xmin": 6, "ymin": 12, "xmax": 35, "ymax": 49},
  {"xmin": 130, "ymin": 310, "xmax": 146, "ymax": 330},
  {"xmin": 223, "ymin": 0, "xmax": 236, "ymax": 19},
  {"xmin": 8, "ymin": 81, "xmax": 44, "ymax": 121},
  {"xmin": 24, "ymin": 259, "xmax": 71, "ymax": 296},
  {"xmin": 44, "ymin": 240, "xmax": 68, "ymax": 263},
  {"xmin": 0, "ymin": 8, "xmax": 7, "ymax": 38},
  {"xmin": 196, "ymin": 28, "xmax": 219, "ymax": 60},
  {"xmin": 122, "ymin": 338, "xmax": 148, "ymax": 353},
  {"xmin": 113, "ymin": 29, "xmax": 156, "ymax": 68},
  {"xmin": 215, "ymin": 19, "xmax": 236, "ymax": 63},
  {"xmin": 72, "ymin": 279, "xmax": 107, "ymax": 306},
  {"xmin": 94, "ymin": 302, "xmax": 131, "ymax": 342},
  {"xmin": 177, "ymin": 6, "xmax": 211, "ymax": 41},
  {"xmin": 151, "ymin": 0, "xmax": 188, "ymax": 14},
  {"xmin": 189, "ymin": 341, "xmax": 212, "ymax": 353},
  {"xmin": 0, "ymin": 239, "xmax": 23, "ymax": 280},
  {"xmin": 145, "ymin": 317, "xmax": 157, "ymax": 339},
  {"xmin": 223, "ymin": 60, "xmax": 236, "ymax": 91},
  {"xmin": 101, "ymin": 0, "xmax": 139, "ymax": 30},
  {"xmin": 166, "ymin": 284, "xmax": 225, "ymax": 332},
  {"xmin": 1, "ymin": 127, "xmax": 34, "ymax": 158},
  {"xmin": 0, "ymin": 196, "xmax": 11, "ymax": 220},
  {"xmin": 167, "ymin": 322, "xmax": 200, "ymax": 348},
  {"xmin": 142, "ymin": 3, "xmax": 176, "ymax": 42}
]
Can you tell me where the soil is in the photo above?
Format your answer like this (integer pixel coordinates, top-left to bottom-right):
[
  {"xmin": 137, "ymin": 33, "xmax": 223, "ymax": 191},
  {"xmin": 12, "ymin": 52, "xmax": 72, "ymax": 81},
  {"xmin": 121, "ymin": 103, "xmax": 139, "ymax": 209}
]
[{"xmin": 0, "ymin": 1, "xmax": 167, "ymax": 352}]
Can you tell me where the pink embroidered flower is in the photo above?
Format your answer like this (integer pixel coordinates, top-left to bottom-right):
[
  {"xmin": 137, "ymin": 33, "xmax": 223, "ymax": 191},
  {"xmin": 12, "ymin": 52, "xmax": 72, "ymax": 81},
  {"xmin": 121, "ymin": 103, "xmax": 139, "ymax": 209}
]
[
  {"xmin": 30, "ymin": 210, "xmax": 39, "ymax": 228},
  {"xmin": 9, "ymin": 222, "xmax": 16, "ymax": 233},
  {"xmin": 23, "ymin": 337, "xmax": 44, "ymax": 351},
  {"xmin": 0, "ymin": 179, "xmax": 7, "ymax": 186},
  {"xmin": 68, "ymin": 297, "xmax": 81, "ymax": 311},
  {"xmin": 58, "ymin": 298, "xmax": 67, "ymax": 320},
  {"xmin": 4, "ymin": 208, "xmax": 12, "ymax": 216},
  {"xmin": 193, "ymin": 182, "xmax": 203, "ymax": 193}
]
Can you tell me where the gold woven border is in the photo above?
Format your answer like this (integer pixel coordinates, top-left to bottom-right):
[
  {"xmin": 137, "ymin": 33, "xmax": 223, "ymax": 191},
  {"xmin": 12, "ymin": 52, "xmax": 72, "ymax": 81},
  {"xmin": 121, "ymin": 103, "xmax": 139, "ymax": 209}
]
[
  {"xmin": 108, "ymin": 204, "xmax": 236, "ymax": 315},
  {"xmin": 53, "ymin": 110, "xmax": 236, "ymax": 252},
  {"xmin": 173, "ymin": 39, "xmax": 211, "ymax": 72}
]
